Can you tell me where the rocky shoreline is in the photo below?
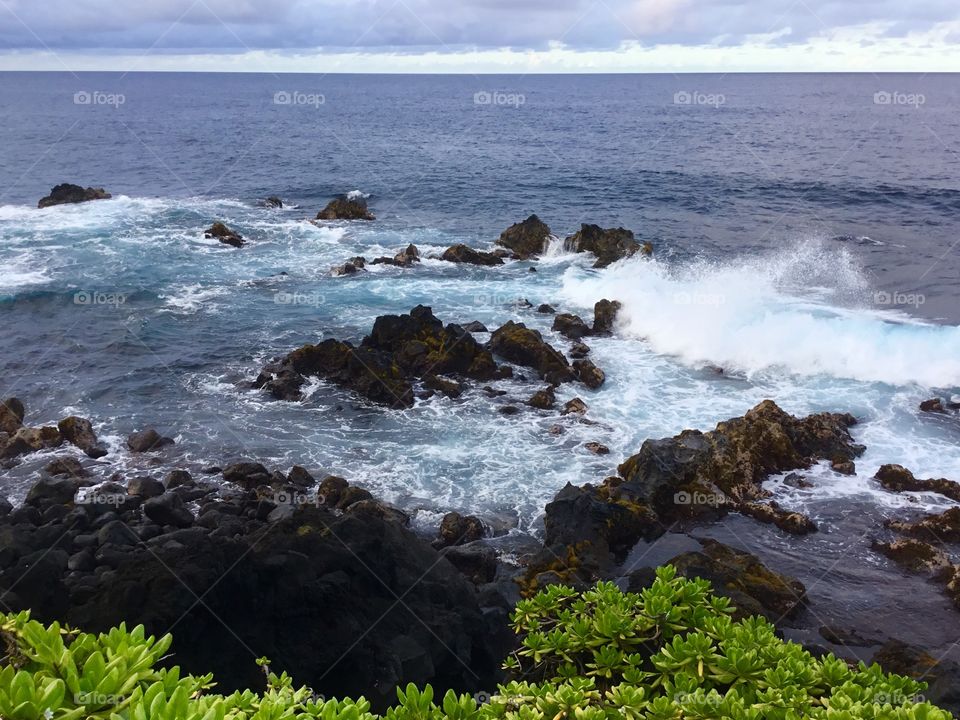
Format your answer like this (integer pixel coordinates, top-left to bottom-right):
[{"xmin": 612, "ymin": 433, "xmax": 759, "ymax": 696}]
[{"xmin": 4, "ymin": 188, "xmax": 960, "ymax": 713}]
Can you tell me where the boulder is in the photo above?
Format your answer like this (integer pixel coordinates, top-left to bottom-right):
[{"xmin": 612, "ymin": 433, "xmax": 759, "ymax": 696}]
[
  {"xmin": 332, "ymin": 260, "xmax": 364, "ymax": 276},
  {"xmin": 45, "ymin": 457, "xmax": 87, "ymax": 478},
  {"xmin": 439, "ymin": 244, "xmax": 504, "ymax": 266},
  {"xmin": 584, "ymin": 442, "xmax": 609, "ymax": 455},
  {"xmin": 423, "ymin": 375, "xmax": 463, "ymax": 398},
  {"xmin": 433, "ymin": 512, "xmax": 485, "ymax": 548},
  {"xmin": 564, "ymin": 224, "xmax": 641, "ymax": 268},
  {"xmin": 0, "ymin": 397, "xmax": 24, "ymax": 435},
  {"xmin": 920, "ymin": 398, "xmax": 946, "ymax": 413},
  {"xmin": 24, "ymin": 477, "xmax": 79, "ymax": 507},
  {"xmin": 287, "ymin": 466, "xmax": 316, "ymax": 489},
  {"xmin": 317, "ymin": 196, "xmax": 374, "ymax": 220},
  {"xmin": 874, "ymin": 464, "xmax": 960, "ymax": 502},
  {"xmin": 592, "ymin": 299, "xmax": 622, "ymax": 335},
  {"xmin": 142, "ymin": 493, "xmax": 194, "ymax": 528},
  {"xmin": 223, "ymin": 462, "xmax": 272, "ymax": 489},
  {"xmin": 372, "ymin": 245, "xmax": 420, "ymax": 268},
  {"xmin": 58, "ymin": 416, "xmax": 107, "ymax": 458},
  {"xmin": 128, "ymin": 477, "xmax": 165, "ymax": 499},
  {"xmin": 497, "ymin": 215, "xmax": 552, "ymax": 258},
  {"xmin": 569, "ymin": 342, "xmax": 590, "ymax": 359},
  {"xmin": 264, "ymin": 196, "xmax": 284, "ymax": 208},
  {"xmin": 573, "ymin": 359, "xmax": 605, "ymax": 389},
  {"xmin": 561, "ymin": 398, "xmax": 588, "ymax": 415},
  {"xmin": 126, "ymin": 428, "xmax": 175, "ymax": 453},
  {"xmin": 462, "ymin": 321, "xmax": 488, "ymax": 333},
  {"xmin": 527, "ymin": 386, "xmax": 556, "ymax": 410},
  {"xmin": 669, "ymin": 539, "xmax": 807, "ymax": 621},
  {"xmin": 537, "ymin": 304, "xmax": 556, "ymax": 314},
  {"xmin": 488, "ymin": 321, "xmax": 575, "ymax": 383},
  {"xmin": 164, "ymin": 469, "xmax": 193, "ymax": 489},
  {"xmin": 440, "ymin": 544, "xmax": 498, "ymax": 585},
  {"xmin": 204, "ymin": 222, "xmax": 245, "ymax": 248},
  {"xmin": 552, "ymin": 313, "xmax": 591, "ymax": 340},
  {"xmin": 38, "ymin": 184, "xmax": 111, "ymax": 209}
]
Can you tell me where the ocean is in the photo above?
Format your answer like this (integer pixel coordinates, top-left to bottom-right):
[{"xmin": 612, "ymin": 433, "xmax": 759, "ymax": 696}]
[{"xmin": 2, "ymin": 71, "xmax": 960, "ymax": 647}]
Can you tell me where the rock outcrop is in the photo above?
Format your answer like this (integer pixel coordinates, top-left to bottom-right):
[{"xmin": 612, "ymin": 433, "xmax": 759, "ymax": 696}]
[
  {"xmin": 316, "ymin": 196, "xmax": 374, "ymax": 220},
  {"xmin": 487, "ymin": 322, "xmax": 575, "ymax": 384},
  {"xmin": 564, "ymin": 224, "xmax": 643, "ymax": 268},
  {"xmin": 874, "ymin": 464, "xmax": 960, "ymax": 502},
  {"xmin": 497, "ymin": 215, "xmax": 552, "ymax": 258},
  {"xmin": 38, "ymin": 184, "xmax": 111, "ymax": 209},
  {"xmin": 204, "ymin": 222, "xmax": 244, "ymax": 248},
  {"xmin": 440, "ymin": 244, "xmax": 504, "ymax": 266},
  {"xmin": 255, "ymin": 306, "xmax": 504, "ymax": 407}
]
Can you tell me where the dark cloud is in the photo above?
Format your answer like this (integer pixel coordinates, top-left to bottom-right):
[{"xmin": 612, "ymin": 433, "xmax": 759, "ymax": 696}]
[{"xmin": 0, "ymin": 0, "xmax": 957, "ymax": 52}]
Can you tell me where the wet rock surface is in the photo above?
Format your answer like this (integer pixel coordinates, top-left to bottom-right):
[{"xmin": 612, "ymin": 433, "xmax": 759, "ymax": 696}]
[
  {"xmin": 38, "ymin": 183, "xmax": 111, "ymax": 208},
  {"xmin": 204, "ymin": 222, "xmax": 245, "ymax": 247},
  {"xmin": 316, "ymin": 196, "xmax": 375, "ymax": 220},
  {"xmin": 496, "ymin": 215, "xmax": 552, "ymax": 258}
]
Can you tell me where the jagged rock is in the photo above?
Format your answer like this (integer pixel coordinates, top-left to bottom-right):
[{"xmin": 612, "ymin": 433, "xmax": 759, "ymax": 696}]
[
  {"xmin": 204, "ymin": 222, "xmax": 244, "ymax": 248},
  {"xmin": 552, "ymin": 313, "xmax": 591, "ymax": 340},
  {"xmin": 561, "ymin": 398, "xmax": 588, "ymax": 415},
  {"xmin": 564, "ymin": 224, "xmax": 641, "ymax": 268},
  {"xmin": 223, "ymin": 462, "xmax": 272, "ymax": 489},
  {"xmin": 874, "ymin": 464, "xmax": 960, "ymax": 502},
  {"xmin": 38, "ymin": 183, "xmax": 111, "ymax": 209},
  {"xmin": 256, "ymin": 306, "xmax": 501, "ymax": 407},
  {"xmin": 573, "ymin": 359, "xmax": 605, "ymax": 389},
  {"xmin": 887, "ymin": 507, "xmax": 960, "ymax": 543},
  {"xmin": 462, "ymin": 321, "xmax": 488, "ymax": 333},
  {"xmin": 2, "ymin": 426, "xmax": 63, "ymax": 458},
  {"xmin": 497, "ymin": 215, "xmax": 552, "ymax": 258},
  {"xmin": 332, "ymin": 260, "xmax": 364, "ymax": 276},
  {"xmin": 831, "ymin": 458, "xmax": 856, "ymax": 475},
  {"xmin": 126, "ymin": 428, "xmax": 175, "ymax": 453},
  {"xmin": 440, "ymin": 244, "xmax": 504, "ymax": 266},
  {"xmin": 58, "ymin": 416, "xmax": 107, "ymax": 458},
  {"xmin": 0, "ymin": 398, "xmax": 24, "ymax": 435},
  {"xmin": 142, "ymin": 493, "xmax": 194, "ymax": 528},
  {"xmin": 434, "ymin": 512, "xmax": 485, "ymax": 548},
  {"xmin": 669, "ymin": 539, "xmax": 807, "ymax": 621},
  {"xmin": 537, "ymin": 304, "xmax": 556, "ymax": 314},
  {"xmin": 592, "ymin": 299, "xmax": 622, "ymax": 335},
  {"xmin": 317, "ymin": 196, "xmax": 374, "ymax": 220},
  {"xmin": 527, "ymin": 386, "xmax": 556, "ymax": 410},
  {"xmin": 584, "ymin": 442, "xmax": 609, "ymax": 455},
  {"xmin": 488, "ymin": 321, "xmax": 574, "ymax": 383}
]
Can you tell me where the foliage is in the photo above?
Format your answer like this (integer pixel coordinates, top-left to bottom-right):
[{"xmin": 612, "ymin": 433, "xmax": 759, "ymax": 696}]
[{"xmin": 0, "ymin": 566, "xmax": 952, "ymax": 720}]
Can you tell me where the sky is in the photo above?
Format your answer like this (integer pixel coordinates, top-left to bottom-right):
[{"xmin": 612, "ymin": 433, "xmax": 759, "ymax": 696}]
[{"xmin": 0, "ymin": 0, "xmax": 958, "ymax": 72}]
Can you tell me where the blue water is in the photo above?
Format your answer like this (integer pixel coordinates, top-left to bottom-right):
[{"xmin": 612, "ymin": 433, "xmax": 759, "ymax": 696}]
[{"xmin": 1, "ymin": 72, "xmax": 959, "ymax": 542}]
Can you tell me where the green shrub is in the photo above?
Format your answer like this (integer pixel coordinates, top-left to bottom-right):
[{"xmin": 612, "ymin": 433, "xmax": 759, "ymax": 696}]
[{"xmin": 0, "ymin": 566, "xmax": 951, "ymax": 719}]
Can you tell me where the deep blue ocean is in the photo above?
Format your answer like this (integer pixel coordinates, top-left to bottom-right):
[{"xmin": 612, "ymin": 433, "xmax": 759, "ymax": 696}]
[{"xmin": 2, "ymin": 72, "xmax": 960, "ymax": 646}]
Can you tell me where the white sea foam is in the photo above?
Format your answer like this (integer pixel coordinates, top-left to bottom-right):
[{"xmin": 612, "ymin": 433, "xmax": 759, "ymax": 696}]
[{"xmin": 560, "ymin": 241, "xmax": 960, "ymax": 388}]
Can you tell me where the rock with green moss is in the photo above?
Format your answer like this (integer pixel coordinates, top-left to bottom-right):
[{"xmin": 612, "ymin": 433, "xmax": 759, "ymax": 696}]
[
  {"xmin": 488, "ymin": 321, "xmax": 575, "ymax": 383},
  {"xmin": 497, "ymin": 215, "xmax": 552, "ymax": 258},
  {"xmin": 316, "ymin": 195, "xmax": 375, "ymax": 220}
]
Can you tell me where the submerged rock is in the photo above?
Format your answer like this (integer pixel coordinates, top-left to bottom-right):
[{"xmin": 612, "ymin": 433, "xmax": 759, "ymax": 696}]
[
  {"xmin": 204, "ymin": 222, "xmax": 245, "ymax": 248},
  {"xmin": 887, "ymin": 507, "xmax": 960, "ymax": 543},
  {"xmin": 372, "ymin": 245, "xmax": 420, "ymax": 268},
  {"xmin": 264, "ymin": 196, "xmax": 284, "ymax": 208},
  {"xmin": 38, "ymin": 183, "xmax": 111, "ymax": 209},
  {"xmin": 488, "ymin": 321, "xmax": 575, "ymax": 383},
  {"xmin": 256, "ymin": 305, "xmax": 502, "ymax": 407},
  {"xmin": 317, "ymin": 196, "xmax": 375, "ymax": 220},
  {"xmin": 564, "ymin": 224, "xmax": 642, "ymax": 268},
  {"xmin": 497, "ymin": 215, "xmax": 552, "ymax": 258},
  {"xmin": 440, "ymin": 244, "xmax": 504, "ymax": 266}
]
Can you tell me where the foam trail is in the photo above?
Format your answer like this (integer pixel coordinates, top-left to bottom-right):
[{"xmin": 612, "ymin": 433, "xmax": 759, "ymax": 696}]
[{"xmin": 560, "ymin": 241, "xmax": 960, "ymax": 388}]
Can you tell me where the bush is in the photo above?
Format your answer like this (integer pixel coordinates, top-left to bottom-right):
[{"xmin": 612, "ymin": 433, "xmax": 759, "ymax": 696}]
[{"xmin": 0, "ymin": 566, "xmax": 951, "ymax": 719}]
